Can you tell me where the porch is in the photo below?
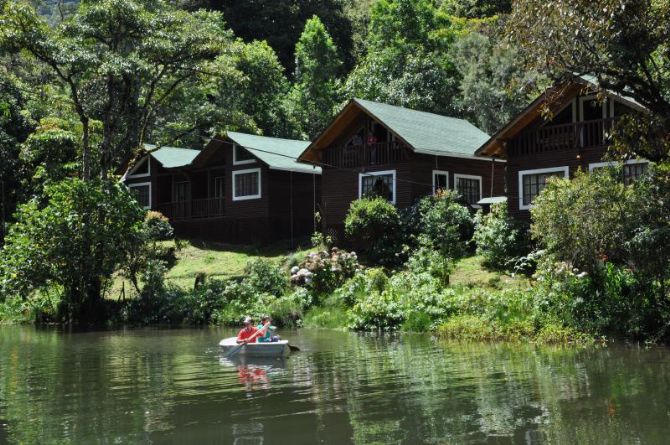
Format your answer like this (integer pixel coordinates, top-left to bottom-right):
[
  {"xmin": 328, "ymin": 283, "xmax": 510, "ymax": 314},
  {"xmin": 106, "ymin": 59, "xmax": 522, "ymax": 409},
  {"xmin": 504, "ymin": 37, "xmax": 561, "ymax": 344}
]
[
  {"xmin": 322, "ymin": 141, "xmax": 411, "ymax": 169},
  {"xmin": 510, "ymin": 118, "xmax": 617, "ymax": 155},
  {"xmin": 156, "ymin": 197, "xmax": 225, "ymax": 220}
]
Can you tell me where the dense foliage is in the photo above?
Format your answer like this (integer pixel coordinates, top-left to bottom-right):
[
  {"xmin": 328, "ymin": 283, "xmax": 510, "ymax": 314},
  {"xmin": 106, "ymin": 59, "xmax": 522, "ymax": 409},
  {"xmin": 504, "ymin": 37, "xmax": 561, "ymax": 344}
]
[
  {"xmin": 473, "ymin": 202, "xmax": 527, "ymax": 269},
  {"xmin": 344, "ymin": 197, "xmax": 402, "ymax": 265},
  {"xmin": 0, "ymin": 179, "xmax": 145, "ymax": 323},
  {"xmin": 531, "ymin": 166, "xmax": 670, "ymax": 341}
]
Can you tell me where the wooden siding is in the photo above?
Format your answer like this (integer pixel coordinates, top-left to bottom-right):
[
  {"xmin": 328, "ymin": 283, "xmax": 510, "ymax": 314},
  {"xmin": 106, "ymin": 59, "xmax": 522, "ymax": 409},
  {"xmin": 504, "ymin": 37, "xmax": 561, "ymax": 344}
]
[
  {"xmin": 320, "ymin": 151, "xmax": 506, "ymax": 232},
  {"xmin": 125, "ymin": 144, "xmax": 321, "ymax": 244}
]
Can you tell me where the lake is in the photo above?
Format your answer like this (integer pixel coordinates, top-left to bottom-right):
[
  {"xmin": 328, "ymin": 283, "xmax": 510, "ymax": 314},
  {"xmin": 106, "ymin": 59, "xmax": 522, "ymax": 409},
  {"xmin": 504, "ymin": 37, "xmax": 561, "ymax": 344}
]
[{"xmin": 0, "ymin": 326, "xmax": 669, "ymax": 444}]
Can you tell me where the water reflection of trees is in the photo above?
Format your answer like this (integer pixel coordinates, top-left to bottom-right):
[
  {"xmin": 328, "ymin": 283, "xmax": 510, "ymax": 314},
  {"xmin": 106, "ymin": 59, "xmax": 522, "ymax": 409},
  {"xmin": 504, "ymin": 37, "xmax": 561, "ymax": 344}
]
[
  {"xmin": 298, "ymin": 332, "xmax": 670, "ymax": 444},
  {"xmin": 1, "ymin": 327, "xmax": 670, "ymax": 444}
]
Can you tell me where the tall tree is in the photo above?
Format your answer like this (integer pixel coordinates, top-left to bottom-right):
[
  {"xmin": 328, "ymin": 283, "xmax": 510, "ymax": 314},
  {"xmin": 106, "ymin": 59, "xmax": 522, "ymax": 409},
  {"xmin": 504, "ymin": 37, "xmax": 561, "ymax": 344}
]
[
  {"xmin": 343, "ymin": 0, "xmax": 461, "ymax": 116},
  {"xmin": 451, "ymin": 31, "xmax": 544, "ymax": 134},
  {"xmin": 185, "ymin": 0, "xmax": 355, "ymax": 74},
  {"xmin": 288, "ymin": 15, "xmax": 342, "ymax": 139},
  {"xmin": 507, "ymin": 0, "xmax": 670, "ymax": 161},
  {"xmin": 0, "ymin": 0, "xmax": 229, "ymax": 179}
]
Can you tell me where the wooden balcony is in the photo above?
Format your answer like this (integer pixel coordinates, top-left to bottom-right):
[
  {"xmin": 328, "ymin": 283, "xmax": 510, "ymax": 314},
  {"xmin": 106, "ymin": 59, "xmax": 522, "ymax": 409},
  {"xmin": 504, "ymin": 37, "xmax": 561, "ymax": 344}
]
[
  {"xmin": 510, "ymin": 118, "xmax": 616, "ymax": 155},
  {"xmin": 322, "ymin": 141, "xmax": 410, "ymax": 169},
  {"xmin": 156, "ymin": 197, "xmax": 225, "ymax": 220}
]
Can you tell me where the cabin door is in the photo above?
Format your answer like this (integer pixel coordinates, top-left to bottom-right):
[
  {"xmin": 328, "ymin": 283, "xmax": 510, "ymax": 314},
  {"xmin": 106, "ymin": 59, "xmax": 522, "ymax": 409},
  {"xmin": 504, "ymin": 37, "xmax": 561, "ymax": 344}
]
[
  {"xmin": 213, "ymin": 176, "xmax": 225, "ymax": 216},
  {"xmin": 174, "ymin": 181, "xmax": 191, "ymax": 218}
]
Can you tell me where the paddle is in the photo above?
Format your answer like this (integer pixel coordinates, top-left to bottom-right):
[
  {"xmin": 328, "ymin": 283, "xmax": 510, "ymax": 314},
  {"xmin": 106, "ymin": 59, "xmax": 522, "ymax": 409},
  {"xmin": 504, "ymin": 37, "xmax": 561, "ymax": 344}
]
[
  {"xmin": 289, "ymin": 345, "xmax": 301, "ymax": 352},
  {"xmin": 225, "ymin": 322, "xmax": 270, "ymax": 358}
]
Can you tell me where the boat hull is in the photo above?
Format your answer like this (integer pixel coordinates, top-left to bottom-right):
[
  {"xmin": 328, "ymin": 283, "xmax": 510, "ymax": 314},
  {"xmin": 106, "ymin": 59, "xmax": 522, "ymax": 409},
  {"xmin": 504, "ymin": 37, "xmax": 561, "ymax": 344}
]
[{"xmin": 219, "ymin": 337, "xmax": 291, "ymax": 358}]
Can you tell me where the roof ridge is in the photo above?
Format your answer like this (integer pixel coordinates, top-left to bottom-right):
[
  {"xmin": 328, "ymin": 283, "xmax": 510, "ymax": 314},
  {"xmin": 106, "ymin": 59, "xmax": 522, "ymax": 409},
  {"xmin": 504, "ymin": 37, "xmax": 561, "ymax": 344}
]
[
  {"xmin": 227, "ymin": 130, "xmax": 309, "ymax": 144},
  {"xmin": 353, "ymin": 98, "xmax": 475, "ymax": 125}
]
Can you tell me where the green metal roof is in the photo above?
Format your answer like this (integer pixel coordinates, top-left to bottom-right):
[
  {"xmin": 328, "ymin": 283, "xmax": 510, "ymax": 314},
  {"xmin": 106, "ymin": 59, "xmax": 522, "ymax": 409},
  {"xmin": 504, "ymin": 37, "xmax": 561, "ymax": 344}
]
[
  {"xmin": 144, "ymin": 144, "xmax": 200, "ymax": 168},
  {"xmin": 353, "ymin": 98, "xmax": 490, "ymax": 158},
  {"xmin": 227, "ymin": 131, "xmax": 321, "ymax": 174}
]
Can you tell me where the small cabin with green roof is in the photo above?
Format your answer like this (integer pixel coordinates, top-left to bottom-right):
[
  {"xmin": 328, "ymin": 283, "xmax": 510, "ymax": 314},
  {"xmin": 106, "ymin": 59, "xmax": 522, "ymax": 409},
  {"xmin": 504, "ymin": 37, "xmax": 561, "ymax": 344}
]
[
  {"xmin": 122, "ymin": 132, "xmax": 321, "ymax": 244},
  {"xmin": 298, "ymin": 98, "xmax": 505, "ymax": 232}
]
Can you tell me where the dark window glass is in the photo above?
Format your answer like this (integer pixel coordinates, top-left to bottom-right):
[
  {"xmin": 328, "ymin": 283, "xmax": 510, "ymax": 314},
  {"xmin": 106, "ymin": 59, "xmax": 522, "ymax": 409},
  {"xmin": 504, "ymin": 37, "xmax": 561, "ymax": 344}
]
[
  {"xmin": 130, "ymin": 158, "xmax": 149, "ymax": 176},
  {"xmin": 522, "ymin": 171, "xmax": 564, "ymax": 206},
  {"xmin": 214, "ymin": 176, "xmax": 225, "ymax": 198},
  {"xmin": 623, "ymin": 162, "xmax": 648, "ymax": 185},
  {"xmin": 130, "ymin": 185, "xmax": 150, "ymax": 208},
  {"xmin": 455, "ymin": 177, "xmax": 481, "ymax": 205},
  {"xmin": 361, "ymin": 173, "xmax": 394, "ymax": 202},
  {"xmin": 434, "ymin": 173, "xmax": 448, "ymax": 193},
  {"xmin": 549, "ymin": 103, "xmax": 573, "ymax": 125},
  {"xmin": 234, "ymin": 171, "xmax": 260, "ymax": 198},
  {"xmin": 235, "ymin": 145, "xmax": 255, "ymax": 163},
  {"xmin": 613, "ymin": 101, "xmax": 633, "ymax": 118},
  {"xmin": 582, "ymin": 98, "xmax": 604, "ymax": 121},
  {"xmin": 174, "ymin": 181, "xmax": 191, "ymax": 202}
]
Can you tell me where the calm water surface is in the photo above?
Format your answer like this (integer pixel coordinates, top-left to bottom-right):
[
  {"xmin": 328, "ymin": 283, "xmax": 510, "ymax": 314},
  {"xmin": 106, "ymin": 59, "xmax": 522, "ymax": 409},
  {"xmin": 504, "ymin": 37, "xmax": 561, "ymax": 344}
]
[{"xmin": 1, "ymin": 326, "xmax": 669, "ymax": 444}]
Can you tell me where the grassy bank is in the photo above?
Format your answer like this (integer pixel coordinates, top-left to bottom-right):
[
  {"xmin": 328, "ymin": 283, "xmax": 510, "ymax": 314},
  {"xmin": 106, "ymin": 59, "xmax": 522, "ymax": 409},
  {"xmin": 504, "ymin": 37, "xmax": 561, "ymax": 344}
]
[{"xmin": 85, "ymin": 241, "xmax": 594, "ymax": 344}]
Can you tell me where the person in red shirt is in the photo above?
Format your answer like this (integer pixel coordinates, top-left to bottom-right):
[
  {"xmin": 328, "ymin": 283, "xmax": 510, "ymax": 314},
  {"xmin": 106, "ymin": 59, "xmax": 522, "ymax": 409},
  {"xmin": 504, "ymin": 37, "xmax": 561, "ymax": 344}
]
[{"xmin": 237, "ymin": 316, "xmax": 258, "ymax": 344}]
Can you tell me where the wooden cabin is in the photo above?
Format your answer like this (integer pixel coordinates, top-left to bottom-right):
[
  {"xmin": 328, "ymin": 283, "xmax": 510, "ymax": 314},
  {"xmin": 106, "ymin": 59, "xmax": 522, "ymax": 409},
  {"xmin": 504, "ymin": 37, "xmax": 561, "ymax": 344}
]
[
  {"xmin": 298, "ymin": 98, "xmax": 506, "ymax": 232},
  {"xmin": 475, "ymin": 76, "xmax": 649, "ymax": 219},
  {"xmin": 123, "ymin": 132, "xmax": 321, "ymax": 244}
]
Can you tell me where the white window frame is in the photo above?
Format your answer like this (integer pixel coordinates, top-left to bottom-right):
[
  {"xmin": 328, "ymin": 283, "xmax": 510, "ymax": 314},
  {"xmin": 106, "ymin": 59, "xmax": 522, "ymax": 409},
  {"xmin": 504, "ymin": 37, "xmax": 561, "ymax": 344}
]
[
  {"xmin": 128, "ymin": 181, "xmax": 151, "ymax": 209},
  {"xmin": 358, "ymin": 170, "xmax": 396, "ymax": 205},
  {"xmin": 127, "ymin": 156, "xmax": 150, "ymax": 179},
  {"xmin": 578, "ymin": 95, "xmax": 607, "ymax": 121},
  {"xmin": 432, "ymin": 170, "xmax": 449, "ymax": 195},
  {"xmin": 232, "ymin": 167, "xmax": 262, "ymax": 201},
  {"xmin": 233, "ymin": 143, "xmax": 256, "ymax": 166},
  {"xmin": 453, "ymin": 173, "xmax": 483, "ymax": 204},
  {"xmin": 588, "ymin": 159, "xmax": 648, "ymax": 172},
  {"xmin": 518, "ymin": 166, "xmax": 569, "ymax": 211}
]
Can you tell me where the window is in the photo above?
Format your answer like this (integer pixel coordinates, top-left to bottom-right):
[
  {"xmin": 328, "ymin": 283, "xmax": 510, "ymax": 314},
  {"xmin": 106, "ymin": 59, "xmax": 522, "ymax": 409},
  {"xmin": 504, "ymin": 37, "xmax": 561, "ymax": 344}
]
[
  {"xmin": 233, "ymin": 168, "xmax": 261, "ymax": 201},
  {"xmin": 233, "ymin": 144, "xmax": 255, "ymax": 165},
  {"xmin": 359, "ymin": 170, "xmax": 396, "ymax": 204},
  {"xmin": 127, "ymin": 157, "xmax": 150, "ymax": 178},
  {"xmin": 213, "ymin": 176, "xmax": 225, "ymax": 199},
  {"xmin": 518, "ymin": 166, "xmax": 569, "ymax": 210},
  {"xmin": 174, "ymin": 181, "xmax": 191, "ymax": 202},
  {"xmin": 589, "ymin": 160, "xmax": 649, "ymax": 185},
  {"xmin": 623, "ymin": 162, "xmax": 648, "ymax": 184},
  {"xmin": 128, "ymin": 182, "xmax": 151, "ymax": 209},
  {"xmin": 579, "ymin": 95, "xmax": 606, "ymax": 122},
  {"xmin": 454, "ymin": 174, "xmax": 482, "ymax": 205},
  {"xmin": 432, "ymin": 170, "xmax": 448, "ymax": 194}
]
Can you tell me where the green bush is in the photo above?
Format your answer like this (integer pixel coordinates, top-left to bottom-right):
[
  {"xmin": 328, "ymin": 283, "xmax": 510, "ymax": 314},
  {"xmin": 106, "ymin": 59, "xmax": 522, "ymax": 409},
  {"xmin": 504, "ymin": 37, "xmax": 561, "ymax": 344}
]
[
  {"xmin": 473, "ymin": 202, "xmax": 527, "ymax": 269},
  {"xmin": 403, "ymin": 191, "xmax": 473, "ymax": 258},
  {"xmin": 144, "ymin": 211, "xmax": 174, "ymax": 241},
  {"xmin": 244, "ymin": 259, "xmax": 287, "ymax": 296},
  {"xmin": 349, "ymin": 287, "xmax": 405, "ymax": 331},
  {"xmin": 344, "ymin": 197, "xmax": 403, "ymax": 265}
]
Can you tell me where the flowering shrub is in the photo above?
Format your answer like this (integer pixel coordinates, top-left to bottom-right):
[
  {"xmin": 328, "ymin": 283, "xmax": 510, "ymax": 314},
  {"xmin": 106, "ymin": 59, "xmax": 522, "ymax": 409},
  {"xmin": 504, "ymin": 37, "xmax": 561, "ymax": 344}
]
[{"xmin": 291, "ymin": 248, "xmax": 361, "ymax": 294}]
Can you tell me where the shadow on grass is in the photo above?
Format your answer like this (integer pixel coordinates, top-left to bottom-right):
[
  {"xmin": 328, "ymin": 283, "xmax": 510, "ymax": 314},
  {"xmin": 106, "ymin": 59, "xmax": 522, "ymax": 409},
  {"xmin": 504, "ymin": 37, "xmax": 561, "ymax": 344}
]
[{"xmin": 183, "ymin": 236, "xmax": 312, "ymax": 256}]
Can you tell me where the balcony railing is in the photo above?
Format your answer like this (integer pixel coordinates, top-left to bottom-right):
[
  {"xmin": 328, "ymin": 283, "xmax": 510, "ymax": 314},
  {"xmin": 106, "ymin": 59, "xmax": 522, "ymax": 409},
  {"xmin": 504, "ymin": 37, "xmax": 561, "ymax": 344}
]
[
  {"xmin": 156, "ymin": 197, "xmax": 225, "ymax": 220},
  {"xmin": 511, "ymin": 118, "xmax": 616, "ymax": 155},
  {"xmin": 323, "ymin": 141, "xmax": 409, "ymax": 169}
]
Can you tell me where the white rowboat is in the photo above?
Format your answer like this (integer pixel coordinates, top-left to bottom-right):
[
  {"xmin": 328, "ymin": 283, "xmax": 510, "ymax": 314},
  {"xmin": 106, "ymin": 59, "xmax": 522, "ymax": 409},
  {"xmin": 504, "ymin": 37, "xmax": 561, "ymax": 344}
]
[{"xmin": 219, "ymin": 337, "xmax": 291, "ymax": 358}]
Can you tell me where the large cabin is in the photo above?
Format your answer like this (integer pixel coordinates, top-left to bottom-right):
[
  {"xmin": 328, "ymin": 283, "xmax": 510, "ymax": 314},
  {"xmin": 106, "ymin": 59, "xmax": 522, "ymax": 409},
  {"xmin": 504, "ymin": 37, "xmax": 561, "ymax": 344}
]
[
  {"xmin": 298, "ymin": 98, "xmax": 506, "ymax": 232},
  {"xmin": 123, "ymin": 132, "xmax": 321, "ymax": 244},
  {"xmin": 475, "ymin": 77, "xmax": 649, "ymax": 219}
]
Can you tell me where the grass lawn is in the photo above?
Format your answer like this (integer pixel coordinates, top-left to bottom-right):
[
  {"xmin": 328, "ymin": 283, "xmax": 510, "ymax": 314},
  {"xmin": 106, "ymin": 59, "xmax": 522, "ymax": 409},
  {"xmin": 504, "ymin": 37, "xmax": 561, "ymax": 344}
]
[
  {"xmin": 107, "ymin": 240, "xmax": 527, "ymax": 301},
  {"xmin": 165, "ymin": 239, "xmax": 312, "ymax": 287},
  {"xmin": 107, "ymin": 239, "xmax": 313, "ymax": 300},
  {"xmin": 450, "ymin": 255, "xmax": 529, "ymax": 290}
]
